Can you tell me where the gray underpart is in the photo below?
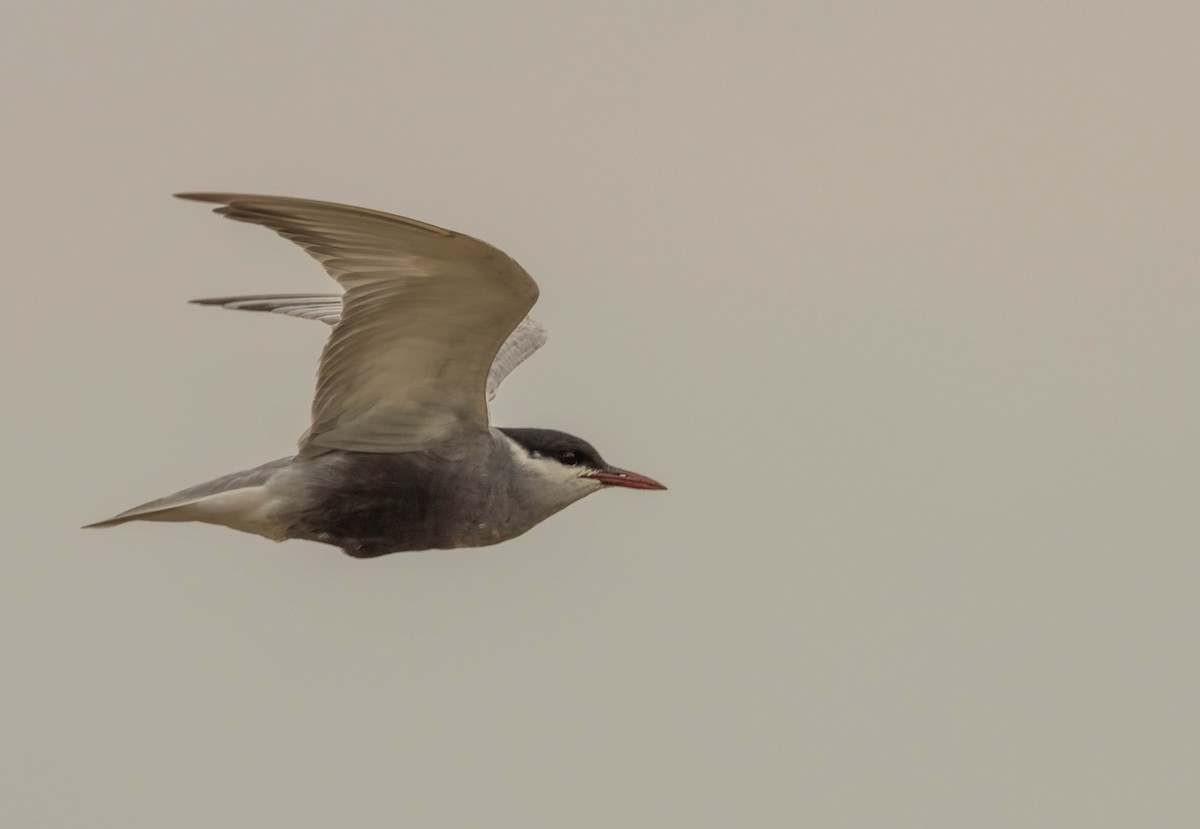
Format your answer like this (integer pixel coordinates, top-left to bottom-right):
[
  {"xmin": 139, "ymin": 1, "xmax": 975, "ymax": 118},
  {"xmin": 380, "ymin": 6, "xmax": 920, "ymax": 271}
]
[{"xmin": 86, "ymin": 431, "xmax": 597, "ymax": 558}]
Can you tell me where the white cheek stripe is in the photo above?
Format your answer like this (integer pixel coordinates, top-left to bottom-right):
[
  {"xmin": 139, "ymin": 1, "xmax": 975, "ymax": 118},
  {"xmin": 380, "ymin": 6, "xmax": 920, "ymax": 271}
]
[{"xmin": 502, "ymin": 436, "xmax": 603, "ymax": 490}]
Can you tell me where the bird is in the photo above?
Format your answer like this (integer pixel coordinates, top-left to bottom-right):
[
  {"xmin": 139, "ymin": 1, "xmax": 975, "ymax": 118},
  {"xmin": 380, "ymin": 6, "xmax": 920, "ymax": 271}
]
[{"xmin": 85, "ymin": 193, "xmax": 665, "ymax": 558}]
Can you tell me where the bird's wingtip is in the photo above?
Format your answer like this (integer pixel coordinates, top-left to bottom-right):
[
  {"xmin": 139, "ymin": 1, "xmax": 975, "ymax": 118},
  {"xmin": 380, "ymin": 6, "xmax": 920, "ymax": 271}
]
[{"xmin": 174, "ymin": 192, "xmax": 227, "ymax": 203}]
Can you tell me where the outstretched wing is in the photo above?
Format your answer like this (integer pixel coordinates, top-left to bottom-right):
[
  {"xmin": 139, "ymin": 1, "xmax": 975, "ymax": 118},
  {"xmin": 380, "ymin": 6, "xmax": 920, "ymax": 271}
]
[
  {"xmin": 192, "ymin": 293, "xmax": 548, "ymax": 401},
  {"xmin": 179, "ymin": 193, "xmax": 539, "ymax": 455}
]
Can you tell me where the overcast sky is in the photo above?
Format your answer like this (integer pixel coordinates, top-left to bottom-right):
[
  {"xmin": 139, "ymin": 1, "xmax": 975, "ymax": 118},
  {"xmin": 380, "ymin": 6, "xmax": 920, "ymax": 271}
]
[{"xmin": 3, "ymin": 2, "xmax": 1198, "ymax": 826}]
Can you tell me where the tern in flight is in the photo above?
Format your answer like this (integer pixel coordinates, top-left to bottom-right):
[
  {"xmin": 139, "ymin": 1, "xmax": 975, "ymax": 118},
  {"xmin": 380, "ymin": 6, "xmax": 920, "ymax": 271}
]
[{"xmin": 87, "ymin": 194, "xmax": 665, "ymax": 557}]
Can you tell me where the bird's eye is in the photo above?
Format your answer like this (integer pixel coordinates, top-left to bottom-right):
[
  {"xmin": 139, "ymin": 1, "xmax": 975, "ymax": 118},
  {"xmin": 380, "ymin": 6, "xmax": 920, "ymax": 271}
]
[{"xmin": 560, "ymin": 451, "xmax": 581, "ymax": 466}]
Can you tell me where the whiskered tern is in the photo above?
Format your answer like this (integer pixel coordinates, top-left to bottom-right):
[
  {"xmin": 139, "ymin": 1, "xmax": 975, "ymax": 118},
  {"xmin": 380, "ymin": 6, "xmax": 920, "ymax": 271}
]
[{"xmin": 86, "ymin": 194, "xmax": 665, "ymax": 557}]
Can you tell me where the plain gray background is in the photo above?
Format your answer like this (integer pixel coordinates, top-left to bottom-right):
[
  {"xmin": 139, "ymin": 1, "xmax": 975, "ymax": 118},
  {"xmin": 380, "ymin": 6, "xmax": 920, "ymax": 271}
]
[{"xmin": 3, "ymin": 2, "xmax": 1197, "ymax": 826}]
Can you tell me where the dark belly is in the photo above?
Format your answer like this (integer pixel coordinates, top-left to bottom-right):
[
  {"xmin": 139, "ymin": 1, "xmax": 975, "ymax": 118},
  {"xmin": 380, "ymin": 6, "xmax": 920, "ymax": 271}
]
[{"xmin": 284, "ymin": 451, "xmax": 509, "ymax": 557}]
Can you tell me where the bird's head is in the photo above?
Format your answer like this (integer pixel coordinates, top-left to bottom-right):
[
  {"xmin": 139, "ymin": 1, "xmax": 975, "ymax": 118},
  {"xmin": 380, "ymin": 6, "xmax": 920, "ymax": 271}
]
[{"xmin": 500, "ymin": 428, "xmax": 666, "ymax": 502}]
